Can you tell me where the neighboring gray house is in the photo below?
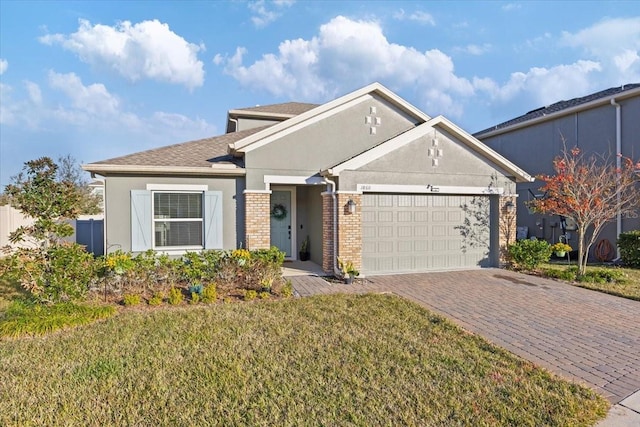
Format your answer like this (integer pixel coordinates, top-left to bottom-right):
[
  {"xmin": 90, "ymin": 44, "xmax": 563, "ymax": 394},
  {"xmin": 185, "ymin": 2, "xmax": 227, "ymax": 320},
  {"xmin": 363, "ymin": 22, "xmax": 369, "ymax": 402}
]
[
  {"xmin": 84, "ymin": 83, "xmax": 532, "ymax": 276},
  {"xmin": 475, "ymin": 84, "xmax": 640, "ymax": 259}
]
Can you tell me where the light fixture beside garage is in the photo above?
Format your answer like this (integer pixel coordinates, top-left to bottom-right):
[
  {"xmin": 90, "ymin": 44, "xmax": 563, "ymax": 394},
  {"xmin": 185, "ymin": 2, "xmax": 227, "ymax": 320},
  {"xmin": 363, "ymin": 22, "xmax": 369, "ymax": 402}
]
[
  {"xmin": 505, "ymin": 200, "xmax": 516, "ymax": 213},
  {"xmin": 346, "ymin": 199, "xmax": 357, "ymax": 214}
]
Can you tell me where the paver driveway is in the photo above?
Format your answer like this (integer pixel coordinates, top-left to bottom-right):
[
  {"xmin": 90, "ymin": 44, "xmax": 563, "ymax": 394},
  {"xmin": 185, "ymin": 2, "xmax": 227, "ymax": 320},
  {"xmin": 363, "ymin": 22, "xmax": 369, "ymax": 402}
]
[{"xmin": 291, "ymin": 269, "xmax": 640, "ymax": 403}]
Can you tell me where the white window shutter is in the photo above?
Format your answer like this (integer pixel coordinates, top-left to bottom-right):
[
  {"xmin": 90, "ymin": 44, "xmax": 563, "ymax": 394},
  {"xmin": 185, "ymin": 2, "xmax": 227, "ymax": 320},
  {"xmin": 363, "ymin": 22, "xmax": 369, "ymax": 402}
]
[
  {"xmin": 203, "ymin": 191, "xmax": 223, "ymax": 249},
  {"xmin": 131, "ymin": 190, "xmax": 152, "ymax": 252}
]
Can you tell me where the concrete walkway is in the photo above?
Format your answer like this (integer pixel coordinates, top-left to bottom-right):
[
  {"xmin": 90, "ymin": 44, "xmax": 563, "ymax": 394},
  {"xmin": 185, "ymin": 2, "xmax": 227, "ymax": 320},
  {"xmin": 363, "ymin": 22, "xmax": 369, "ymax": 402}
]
[{"xmin": 289, "ymin": 269, "xmax": 640, "ymax": 424}]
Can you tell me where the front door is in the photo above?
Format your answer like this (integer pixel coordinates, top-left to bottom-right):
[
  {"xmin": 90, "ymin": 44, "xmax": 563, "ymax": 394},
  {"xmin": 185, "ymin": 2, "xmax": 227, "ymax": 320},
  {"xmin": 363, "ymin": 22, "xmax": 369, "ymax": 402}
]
[{"xmin": 270, "ymin": 190, "xmax": 292, "ymax": 257}]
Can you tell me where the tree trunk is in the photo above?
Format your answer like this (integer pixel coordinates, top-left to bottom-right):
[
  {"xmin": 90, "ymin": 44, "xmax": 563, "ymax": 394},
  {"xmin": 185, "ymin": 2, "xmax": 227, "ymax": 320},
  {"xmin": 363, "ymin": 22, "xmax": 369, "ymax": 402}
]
[{"xmin": 577, "ymin": 226, "xmax": 586, "ymax": 276}]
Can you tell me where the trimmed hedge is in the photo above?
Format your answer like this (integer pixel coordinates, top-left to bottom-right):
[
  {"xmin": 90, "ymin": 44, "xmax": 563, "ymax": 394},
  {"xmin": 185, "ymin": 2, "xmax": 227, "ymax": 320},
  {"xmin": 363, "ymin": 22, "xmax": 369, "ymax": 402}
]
[{"xmin": 618, "ymin": 230, "xmax": 640, "ymax": 268}]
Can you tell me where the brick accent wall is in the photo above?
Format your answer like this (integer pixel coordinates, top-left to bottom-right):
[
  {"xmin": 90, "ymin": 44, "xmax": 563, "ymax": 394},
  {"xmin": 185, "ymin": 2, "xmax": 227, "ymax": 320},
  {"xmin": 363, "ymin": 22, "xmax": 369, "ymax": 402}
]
[
  {"xmin": 336, "ymin": 193, "xmax": 362, "ymax": 273},
  {"xmin": 245, "ymin": 192, "xmax": 271, "ymax": 250},
  {"xmin": 499, "ymin": 195, "xmax": 517, "ymax": 266},
  {"xmin": 322, "ymin": 193, "xmax": 334, "ymax": 273}
]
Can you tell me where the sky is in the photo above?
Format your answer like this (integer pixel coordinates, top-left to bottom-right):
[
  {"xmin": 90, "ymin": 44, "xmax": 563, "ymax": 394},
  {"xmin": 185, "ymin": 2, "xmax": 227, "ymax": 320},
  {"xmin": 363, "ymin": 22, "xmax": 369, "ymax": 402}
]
[{"xmin": 1, "ymin": 0, "xmax": 639, "ymax": 188}]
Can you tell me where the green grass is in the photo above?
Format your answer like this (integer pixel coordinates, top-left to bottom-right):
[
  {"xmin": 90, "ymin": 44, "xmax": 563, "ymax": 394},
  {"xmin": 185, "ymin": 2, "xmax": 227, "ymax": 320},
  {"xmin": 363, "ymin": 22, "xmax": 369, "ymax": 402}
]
[
  {"xmin": 0, "ymin": 273, "xmax": 116, "ymax": 338},
  {"xmin": 540, "ymin": 263, "xmax": 640, "ymax": 301},
  {"xmin": 0, "ymin": 299, "xmax": 116, "ymax": 338},
  {"xmin": 0, "ymin": 294, "xmax": 608, "ymax": 426}
]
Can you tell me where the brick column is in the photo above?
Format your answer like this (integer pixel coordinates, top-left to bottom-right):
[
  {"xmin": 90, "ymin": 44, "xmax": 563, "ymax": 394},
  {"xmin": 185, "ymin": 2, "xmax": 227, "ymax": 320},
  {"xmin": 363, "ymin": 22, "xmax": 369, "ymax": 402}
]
[
  {"xmin": 244, "ymin": 191, "xmax": 271, "ymax": 250},
  {"xmin": 499, "ymin": 195, "xmax": 517, "ymax": 266},
  {"xmin": 321, "ymin": 192, "xmax": 334, "ymax": 274},
  {"xmin": 337, "ymin": 193, "xmax": 362, "ymax": 274}
]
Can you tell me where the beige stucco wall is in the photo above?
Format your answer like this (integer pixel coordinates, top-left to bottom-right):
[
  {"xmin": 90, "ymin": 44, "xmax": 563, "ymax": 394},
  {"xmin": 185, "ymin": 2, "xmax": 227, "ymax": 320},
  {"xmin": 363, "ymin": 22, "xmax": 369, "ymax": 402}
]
[
  {"xmin": 104, "ymin": 175, "xmax": 244, "ymax": 254},
  {"xmin": 244, "ymin": 94, "xmax": 422, "ymax": 189},
  {"xmin": 339, "ymin": 130, "xmax": 512, "ymax": 191}
]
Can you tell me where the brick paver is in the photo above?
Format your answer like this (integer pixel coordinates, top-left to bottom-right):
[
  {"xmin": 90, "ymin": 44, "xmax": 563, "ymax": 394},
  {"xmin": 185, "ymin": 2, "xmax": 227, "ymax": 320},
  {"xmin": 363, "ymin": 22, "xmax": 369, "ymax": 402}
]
[{"xmin": 290, "ymin": 269, "xmax": 640, "ymax": 404}]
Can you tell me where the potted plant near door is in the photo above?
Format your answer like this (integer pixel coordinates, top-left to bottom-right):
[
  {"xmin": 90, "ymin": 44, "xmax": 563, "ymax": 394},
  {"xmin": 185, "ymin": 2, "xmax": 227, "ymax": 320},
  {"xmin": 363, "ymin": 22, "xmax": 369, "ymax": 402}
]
[
  {"xmin": 550, "ymin": 242, "xmax": 572, "ymax": 258},
  {"xmin": 299, "ymin": 236, "xmax": 310, "ymax": 261},
  {"xmin": 338, "ymin": 258, "xmax": 359, "ymax": 284}
]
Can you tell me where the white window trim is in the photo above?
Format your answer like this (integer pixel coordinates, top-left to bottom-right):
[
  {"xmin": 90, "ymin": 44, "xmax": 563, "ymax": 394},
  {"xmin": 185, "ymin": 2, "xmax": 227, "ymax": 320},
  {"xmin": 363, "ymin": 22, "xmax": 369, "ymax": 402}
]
[
  {"xmin": 152, "ymin": 190, "xmax": 205, "ymax": 251},
  {"xmin": 147, "ymin": 184, "xmax": 208, "ymax": 191}
]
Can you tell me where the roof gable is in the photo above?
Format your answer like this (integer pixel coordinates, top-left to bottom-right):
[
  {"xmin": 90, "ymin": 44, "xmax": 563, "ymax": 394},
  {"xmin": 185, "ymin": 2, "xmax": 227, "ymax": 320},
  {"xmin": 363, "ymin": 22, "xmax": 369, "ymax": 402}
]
[
  {"xmin": 324, "ymin": 116, "xmax": 533, "ymax": 183},
  {"xmin": 230, "ymin": 82, "xmax": 431, "ymax": 154}
]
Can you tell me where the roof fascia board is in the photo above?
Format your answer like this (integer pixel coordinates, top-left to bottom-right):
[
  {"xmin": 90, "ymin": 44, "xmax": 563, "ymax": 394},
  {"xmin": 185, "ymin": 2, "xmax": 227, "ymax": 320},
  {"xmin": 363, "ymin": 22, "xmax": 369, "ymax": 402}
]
[
  {"xmin": 227, "ymin": 109, "xmax": 297, "ymax": 119},
  {"xmin": 231, "ymin": 82, "xmax": 431, "ymax": 153},
  {"xmin": 82, "ymin": 164, "xmax": 246, "ymax": 176},
  {"xmin": 476, "ymin": 86, "xmax": 640, "ymax": 139},
  {"xmin": 325, "ymin": 115, "xmax": 533, "ymax": 183}
]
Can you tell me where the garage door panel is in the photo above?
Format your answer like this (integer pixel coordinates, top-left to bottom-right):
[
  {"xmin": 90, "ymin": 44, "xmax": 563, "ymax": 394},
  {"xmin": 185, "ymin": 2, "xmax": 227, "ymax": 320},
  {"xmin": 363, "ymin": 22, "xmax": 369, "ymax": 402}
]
[
  {"xmin": 398, "ymin": 211, "xmax": 412, "ymax": 222},
  {"xmin": 362, "ymin": 193, "xmax": 492, "ymax": 275}
]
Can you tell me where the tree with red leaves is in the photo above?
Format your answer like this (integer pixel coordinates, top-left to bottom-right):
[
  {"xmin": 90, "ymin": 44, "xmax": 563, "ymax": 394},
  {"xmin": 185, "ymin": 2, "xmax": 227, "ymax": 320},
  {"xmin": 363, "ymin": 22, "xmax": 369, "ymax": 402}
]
[{"xmin": 529, "ymin": 147, "xmax": 639, "ymax": 276}]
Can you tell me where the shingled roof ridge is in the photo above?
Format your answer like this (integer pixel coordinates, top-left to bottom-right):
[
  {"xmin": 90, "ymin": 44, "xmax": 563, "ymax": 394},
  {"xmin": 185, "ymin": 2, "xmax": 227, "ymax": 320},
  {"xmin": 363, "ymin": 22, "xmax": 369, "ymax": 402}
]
[{"xmin": 475, "ymin": 83, "xmax": 640, "ymax": 136}]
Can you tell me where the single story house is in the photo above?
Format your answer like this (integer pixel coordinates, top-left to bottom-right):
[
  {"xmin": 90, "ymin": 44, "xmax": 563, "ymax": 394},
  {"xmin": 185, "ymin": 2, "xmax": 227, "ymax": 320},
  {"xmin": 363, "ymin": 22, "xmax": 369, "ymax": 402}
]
[
  {"xmin": 475, "ymin": 84, "xmax": 640, "ymax": 259},
  {"xmin": 84, "ymin": 83, "xmax": 533, "ymax": 276}
]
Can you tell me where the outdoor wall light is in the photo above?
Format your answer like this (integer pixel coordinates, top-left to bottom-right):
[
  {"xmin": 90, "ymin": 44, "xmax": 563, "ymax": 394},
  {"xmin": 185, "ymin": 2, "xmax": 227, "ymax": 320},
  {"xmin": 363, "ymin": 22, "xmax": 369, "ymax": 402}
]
[
  {"xmin": 505, "ymin": 200, "xmax": 515, "ymax": 213},
  {"xmin": 347, "ymin": 199, "xmax": 357, "ymax": 214}
]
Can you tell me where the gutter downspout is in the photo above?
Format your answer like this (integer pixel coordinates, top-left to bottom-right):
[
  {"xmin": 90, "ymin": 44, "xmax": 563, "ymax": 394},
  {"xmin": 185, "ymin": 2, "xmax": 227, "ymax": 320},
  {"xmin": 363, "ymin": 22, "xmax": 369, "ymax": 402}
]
[
  {"xmin": 611, "ymin": 98, "xmax": 622, "ymax": 259},
  {"xmin": 322, "ymin": 177, "xmax": 342, "ymax": 276}
]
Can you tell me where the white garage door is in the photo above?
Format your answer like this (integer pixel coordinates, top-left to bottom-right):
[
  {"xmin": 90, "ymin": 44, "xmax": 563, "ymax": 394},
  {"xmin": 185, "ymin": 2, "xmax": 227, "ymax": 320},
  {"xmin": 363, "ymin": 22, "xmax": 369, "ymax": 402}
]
[{"xmin": 362, "ymin": 193, "xmax": 492, "ymax": 275}]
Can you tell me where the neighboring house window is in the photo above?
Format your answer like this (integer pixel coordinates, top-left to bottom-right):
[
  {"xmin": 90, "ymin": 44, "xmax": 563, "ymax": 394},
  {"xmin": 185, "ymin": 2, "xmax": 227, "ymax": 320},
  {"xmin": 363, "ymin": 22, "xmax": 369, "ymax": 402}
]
[
  {"xmin": 131, "ymin": 188, "xmax": 222, "ymax": 252},
  {"xmin": 153, "ymin": 192, "xmax": 203, "ymax": 248}
]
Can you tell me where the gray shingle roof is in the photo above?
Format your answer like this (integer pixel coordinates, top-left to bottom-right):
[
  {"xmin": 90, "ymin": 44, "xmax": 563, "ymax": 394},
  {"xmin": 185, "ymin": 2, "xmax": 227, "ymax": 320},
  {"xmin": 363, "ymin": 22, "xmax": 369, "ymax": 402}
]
[
  {"xmin": 475, "ymin": 83, "xmax": 640, "ymax": 136},
  {"xmin": 230, "ymin": 102, "xmax": 319, "ymax": 116},
  {"xmin": 89, "ymin": 126, "xmax": 269, "ymax": 168}
]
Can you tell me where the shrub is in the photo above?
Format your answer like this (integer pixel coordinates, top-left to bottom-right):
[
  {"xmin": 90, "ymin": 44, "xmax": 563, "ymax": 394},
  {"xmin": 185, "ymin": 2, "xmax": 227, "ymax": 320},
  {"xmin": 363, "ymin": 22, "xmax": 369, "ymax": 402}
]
[
  {"xmin": 148, "ymin": 292, "xmax": 164, "ymax": 306},
  {"xmin": 618, "ymin": 230, "xmax": 640, "ymax": 268},
  {"xmin": 168, "ymin": 287, "xmax": 184, "ymax": 305},
  {"xmin": 201, "ymin": 284, "xmax": 217, "ymax": 304},
  {"xmin": 280, "ymin": 280, "xmax": 294, "ymax": 298},
  {"xmin": 258, "ymin": 291, "xmax": 271, "ymax": 300},
  {"xmin": 4, "ymin": 242, "xmax": 97, "ymax": 303},
  {"xmin": 507, "ymin": 239, "xmax": 552, "ymax": 270},
  {"xmin": 189, "ymin": 292, "xmax": 201, "ymax": 304},
  {"xmin": 122, "ymin": 294, "xmax": 142, "ymax": 306},
  {"xmin": 244, "ymin": 290, "xmax": 257, "ymax": 301}
]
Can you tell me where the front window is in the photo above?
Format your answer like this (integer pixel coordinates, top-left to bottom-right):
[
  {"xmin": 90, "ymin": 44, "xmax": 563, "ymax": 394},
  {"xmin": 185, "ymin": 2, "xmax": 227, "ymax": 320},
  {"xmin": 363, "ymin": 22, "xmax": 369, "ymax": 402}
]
[{"xmin": 153, "ymin": 192, "xmax": 203, "ymax": 248}]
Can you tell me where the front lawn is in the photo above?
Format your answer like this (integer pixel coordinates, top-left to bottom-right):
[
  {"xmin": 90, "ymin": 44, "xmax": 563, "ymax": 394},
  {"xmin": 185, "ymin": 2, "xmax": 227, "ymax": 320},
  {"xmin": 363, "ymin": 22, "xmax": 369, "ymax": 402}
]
[
  {"xmin": 0, "ymin": 294, "xmax": 608, "ymax": 426},
  {"xmin": 540, "ymin": 263, "xmax": 640, "ymax": 301}
]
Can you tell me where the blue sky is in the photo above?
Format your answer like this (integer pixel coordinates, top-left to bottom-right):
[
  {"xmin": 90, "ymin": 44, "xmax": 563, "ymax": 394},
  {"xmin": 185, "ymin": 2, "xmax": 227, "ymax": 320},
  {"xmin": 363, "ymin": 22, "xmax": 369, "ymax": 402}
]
[{"xmin": 1, "ymin": 0, "xmax": 639, "ymax": 187}]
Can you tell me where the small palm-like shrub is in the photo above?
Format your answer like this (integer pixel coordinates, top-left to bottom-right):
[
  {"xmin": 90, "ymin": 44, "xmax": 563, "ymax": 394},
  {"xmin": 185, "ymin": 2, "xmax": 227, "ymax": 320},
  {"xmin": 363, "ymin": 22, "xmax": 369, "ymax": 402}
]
[
  {"xmin": 168, "ymin": 287, "xmax": 184, "ymax": 305},
  {"xmin": 122, "ymin": 294, "xmax": 142, "ymax": 306}
]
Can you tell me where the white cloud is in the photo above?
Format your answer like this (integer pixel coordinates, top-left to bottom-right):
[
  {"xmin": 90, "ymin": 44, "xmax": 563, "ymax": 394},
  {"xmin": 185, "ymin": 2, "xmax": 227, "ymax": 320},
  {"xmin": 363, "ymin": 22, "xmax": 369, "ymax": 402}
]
[
  {"xmin": 479, "ymin": 60, "xmax": 602, "ymax": 106},
  {"xmin": 248, "ymin": 0, "xmax": 295, "ymax": 28},
  {"xmin": 2, "ymin": 70, "xmax": 216, "ymax": 141},
  {"xmin": 393, "ymin": 9, "xmax": 436, "ymax": 26},
  {"xmin": 48, "ymin": 71, "xmax": 121, "ymax": 117},
  {"xmin": 502, "ymin": 3, "xmax": 521, "ymax": 11},
  {"xmin": 39, "ymin": 19, "xmax": 205, "ymax": 89},
  {"xmin": 216, "ymin": 16, "xmax": 473, "ymax": 117},
  {"xmin": 24, "ymin": 81, "xmax": 42, "ymax": 106},
  {"xmin": 0, "ymin": 59, "xmax": 7, "ymax": 75},
  {"xmin": 560, "ymin": 17, "xmax": 640, "ymax": 81},
  {"xmin": 455, "ymin": 43, "xmax": 492, "ymax": 56}
]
